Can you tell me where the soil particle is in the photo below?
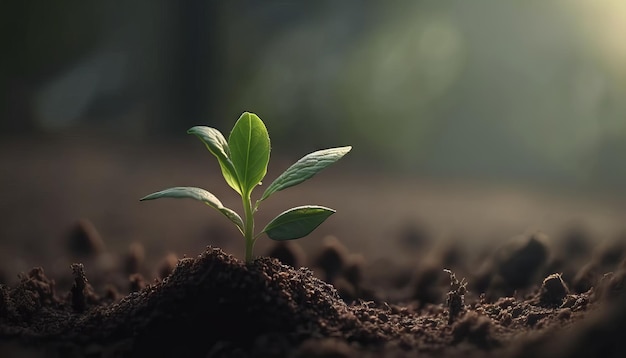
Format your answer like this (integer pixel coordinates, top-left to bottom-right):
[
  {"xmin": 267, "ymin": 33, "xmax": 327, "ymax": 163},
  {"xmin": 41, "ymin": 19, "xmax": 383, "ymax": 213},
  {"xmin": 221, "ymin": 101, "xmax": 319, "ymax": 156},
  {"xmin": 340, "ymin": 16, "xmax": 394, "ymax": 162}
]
[
  {"xmin": 69, "ymin": 264, "xmax": 88, "ymax": 313},
  {"xmin": 444, "ymin": 269, "xmax": 467, "ymax": 324},
  {"xmin": 67, "ymin": 219, "xmax": 105, "ymax": 258},
  {"xmin": 495, "ymin": 232, "xmax": 549, "ymax": 291},
  {"xmin": 451, "ymin": 312, "xmax": 499, "ymax": 350},
  {"xmin": 8, "ymin": 268, "xmax": 58, "ymax": 324},
  {"xmin": 537, "ymin": 273, "xmax": 569, "ymax": 306}
]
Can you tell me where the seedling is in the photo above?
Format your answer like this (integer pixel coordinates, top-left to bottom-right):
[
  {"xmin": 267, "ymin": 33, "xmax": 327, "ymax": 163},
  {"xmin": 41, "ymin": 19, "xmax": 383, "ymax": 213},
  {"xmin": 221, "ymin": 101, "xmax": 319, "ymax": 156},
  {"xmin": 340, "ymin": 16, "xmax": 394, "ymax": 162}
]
[{"xmin": 141, "ymin": 112, "xmax": 351, "ymax": 262}]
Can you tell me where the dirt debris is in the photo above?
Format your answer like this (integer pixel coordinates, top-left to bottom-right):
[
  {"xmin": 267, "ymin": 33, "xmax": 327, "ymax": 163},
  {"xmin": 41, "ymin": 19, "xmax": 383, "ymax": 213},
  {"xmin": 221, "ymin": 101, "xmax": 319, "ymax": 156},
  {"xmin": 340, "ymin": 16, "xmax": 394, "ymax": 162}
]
[
  {"xmin": 0, "ymin": 246, "xmax": 619, "ymax": 357},
  {"xmin": 444, "ymin": 269, "xmax": 467, "ymax": 324}
]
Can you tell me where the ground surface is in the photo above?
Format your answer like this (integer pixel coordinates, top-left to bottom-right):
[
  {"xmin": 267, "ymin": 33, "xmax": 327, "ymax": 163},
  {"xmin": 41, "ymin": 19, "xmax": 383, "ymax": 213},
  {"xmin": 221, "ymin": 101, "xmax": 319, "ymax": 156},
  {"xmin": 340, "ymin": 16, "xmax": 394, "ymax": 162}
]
[{"xmin": 1, "ymin": 135, "xmax": 626, "ymax": 357}]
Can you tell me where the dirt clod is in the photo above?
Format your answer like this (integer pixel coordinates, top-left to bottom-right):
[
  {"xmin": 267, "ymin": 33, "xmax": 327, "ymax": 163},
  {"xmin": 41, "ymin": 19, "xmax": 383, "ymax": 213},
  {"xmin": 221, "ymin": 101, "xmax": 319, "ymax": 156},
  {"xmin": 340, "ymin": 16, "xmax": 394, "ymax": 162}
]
[
  {"xmin": 70, "ymin": 263, "xmax": 88, "ymax": 313},
  {"xmin": 444, "ymin": 269, "xmax": 467, "ymax": 324},
  {"xmin": 496, "ymin": 232, "xmax": 549, "ymax": 290},
  {"xmin": 452, "ymin": 312, "xmax": 499, "ymax": 350},
  {"xmin": 67, "ymin": 219, "xmax": 105, "ymax": 258},
  {"xmin": 538, "ymin": 273, "xmax": 569, "ymax": 306},
  {"xmin": 10, "ymin": 268, "xmax": 57, "ymax": 322}
]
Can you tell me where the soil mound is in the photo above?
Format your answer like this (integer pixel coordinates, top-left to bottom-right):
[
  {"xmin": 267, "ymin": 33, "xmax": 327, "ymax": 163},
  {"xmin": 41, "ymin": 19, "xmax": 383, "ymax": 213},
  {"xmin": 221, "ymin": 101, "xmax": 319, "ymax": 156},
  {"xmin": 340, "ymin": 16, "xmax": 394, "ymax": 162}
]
[{"xmin": 1, "ymin": 247, "xmax": 625, "ymax": 357}]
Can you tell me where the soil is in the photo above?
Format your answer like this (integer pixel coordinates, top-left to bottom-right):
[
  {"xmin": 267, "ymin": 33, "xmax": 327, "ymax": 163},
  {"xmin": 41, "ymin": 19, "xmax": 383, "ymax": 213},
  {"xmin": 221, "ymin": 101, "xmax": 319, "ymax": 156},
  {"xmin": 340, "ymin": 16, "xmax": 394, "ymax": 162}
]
[
  {"xmin": 1, "ymin": 136, "xmax": 626, "ymax": 357},
  {"xmin": 1, "ymin": 243, "xmax": 625, "ymax": 358}
]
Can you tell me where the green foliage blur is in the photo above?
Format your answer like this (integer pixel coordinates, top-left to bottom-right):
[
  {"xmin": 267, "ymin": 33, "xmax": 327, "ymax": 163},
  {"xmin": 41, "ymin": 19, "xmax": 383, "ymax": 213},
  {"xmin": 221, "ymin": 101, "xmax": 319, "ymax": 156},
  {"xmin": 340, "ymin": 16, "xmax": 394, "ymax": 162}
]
[{"xmin": 2, "ymin": 1, "xmax": 626, "ymax": 188}]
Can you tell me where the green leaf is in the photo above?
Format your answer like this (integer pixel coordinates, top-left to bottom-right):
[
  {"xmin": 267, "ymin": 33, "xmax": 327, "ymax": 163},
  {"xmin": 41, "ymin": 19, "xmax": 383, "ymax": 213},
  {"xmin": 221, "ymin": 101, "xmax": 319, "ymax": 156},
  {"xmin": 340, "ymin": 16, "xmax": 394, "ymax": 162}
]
[
  {"xmin": 262, "ymin": 205, "xmax": 335, "ymax": 241},
  {"xmin": 140, "ymin": 187, "xmax": 243, "ymax": 232},
  {"xmin": 228, "ymin": 112, "xmax": 270, "ymax": 196},
  {"xmin": 260, "ymin": 146, "xmax": 352, "ymax": 201},
  {"xmin": 187, "ymin": 126, "xmax": 241, "ymax": 195}
]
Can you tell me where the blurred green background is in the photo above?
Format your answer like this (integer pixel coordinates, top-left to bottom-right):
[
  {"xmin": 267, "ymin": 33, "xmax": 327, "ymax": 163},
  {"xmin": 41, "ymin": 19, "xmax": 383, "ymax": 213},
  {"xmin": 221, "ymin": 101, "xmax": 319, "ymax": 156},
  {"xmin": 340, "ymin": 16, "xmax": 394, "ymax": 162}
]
[{"xmin": 2, "ymin": 0, "xmax": 626, "ymax": 190}]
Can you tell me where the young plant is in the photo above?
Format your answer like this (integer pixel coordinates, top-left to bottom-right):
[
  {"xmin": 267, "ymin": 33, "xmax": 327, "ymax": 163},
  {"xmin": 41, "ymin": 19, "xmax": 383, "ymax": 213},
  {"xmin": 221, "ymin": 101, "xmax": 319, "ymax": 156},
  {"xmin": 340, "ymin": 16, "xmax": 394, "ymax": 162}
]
[{"xmin": 140, "ymin": 112, "xmax": 351, "ymax": 263}]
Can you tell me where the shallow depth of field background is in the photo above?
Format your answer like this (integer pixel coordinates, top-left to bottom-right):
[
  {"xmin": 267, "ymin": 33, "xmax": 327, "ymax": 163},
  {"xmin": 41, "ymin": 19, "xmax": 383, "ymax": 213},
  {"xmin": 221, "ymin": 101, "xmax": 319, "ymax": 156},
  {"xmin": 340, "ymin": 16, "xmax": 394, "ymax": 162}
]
[{"xmin": 1, "ymin": 1, "xmax": 625, "ymax": 280}]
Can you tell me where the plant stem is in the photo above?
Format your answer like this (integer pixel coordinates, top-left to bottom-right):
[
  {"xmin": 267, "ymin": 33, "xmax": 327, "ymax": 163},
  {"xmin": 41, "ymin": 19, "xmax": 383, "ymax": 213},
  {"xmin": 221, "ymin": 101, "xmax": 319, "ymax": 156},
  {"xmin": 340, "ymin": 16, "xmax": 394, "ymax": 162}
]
[{"xmin": 242, "ymin": 191, "xmax": 255, "ymax": 263}]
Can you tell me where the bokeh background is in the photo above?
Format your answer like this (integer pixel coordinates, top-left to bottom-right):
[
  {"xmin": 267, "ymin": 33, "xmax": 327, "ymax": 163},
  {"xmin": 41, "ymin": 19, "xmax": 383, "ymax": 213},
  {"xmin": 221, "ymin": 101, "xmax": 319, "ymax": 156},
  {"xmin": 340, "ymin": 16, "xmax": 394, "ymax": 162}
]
[
  {"xmin": 1, "ymin": 1, "xmax": 625, "ymax": 284},
  {"xmin": 4, "ymin": 0, "xmax": 626, "ymax": 186}
]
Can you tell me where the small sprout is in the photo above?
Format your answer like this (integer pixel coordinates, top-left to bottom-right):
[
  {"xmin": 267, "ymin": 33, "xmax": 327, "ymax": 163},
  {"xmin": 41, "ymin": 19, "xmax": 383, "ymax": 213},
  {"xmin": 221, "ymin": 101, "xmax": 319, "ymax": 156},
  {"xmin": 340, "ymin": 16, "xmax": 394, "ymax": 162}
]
[{"xmin": 141, "ymin": 112, "xmax": 351, "ymax": 262}]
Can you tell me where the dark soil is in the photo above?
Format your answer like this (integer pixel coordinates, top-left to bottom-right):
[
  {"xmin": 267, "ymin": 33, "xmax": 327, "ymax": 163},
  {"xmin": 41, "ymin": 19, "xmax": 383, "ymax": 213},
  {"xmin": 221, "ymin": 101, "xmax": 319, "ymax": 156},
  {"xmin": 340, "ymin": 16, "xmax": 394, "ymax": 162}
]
[{"xmin": 1, "ymin": 242, "xmax": 625, "ymax": 357}]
